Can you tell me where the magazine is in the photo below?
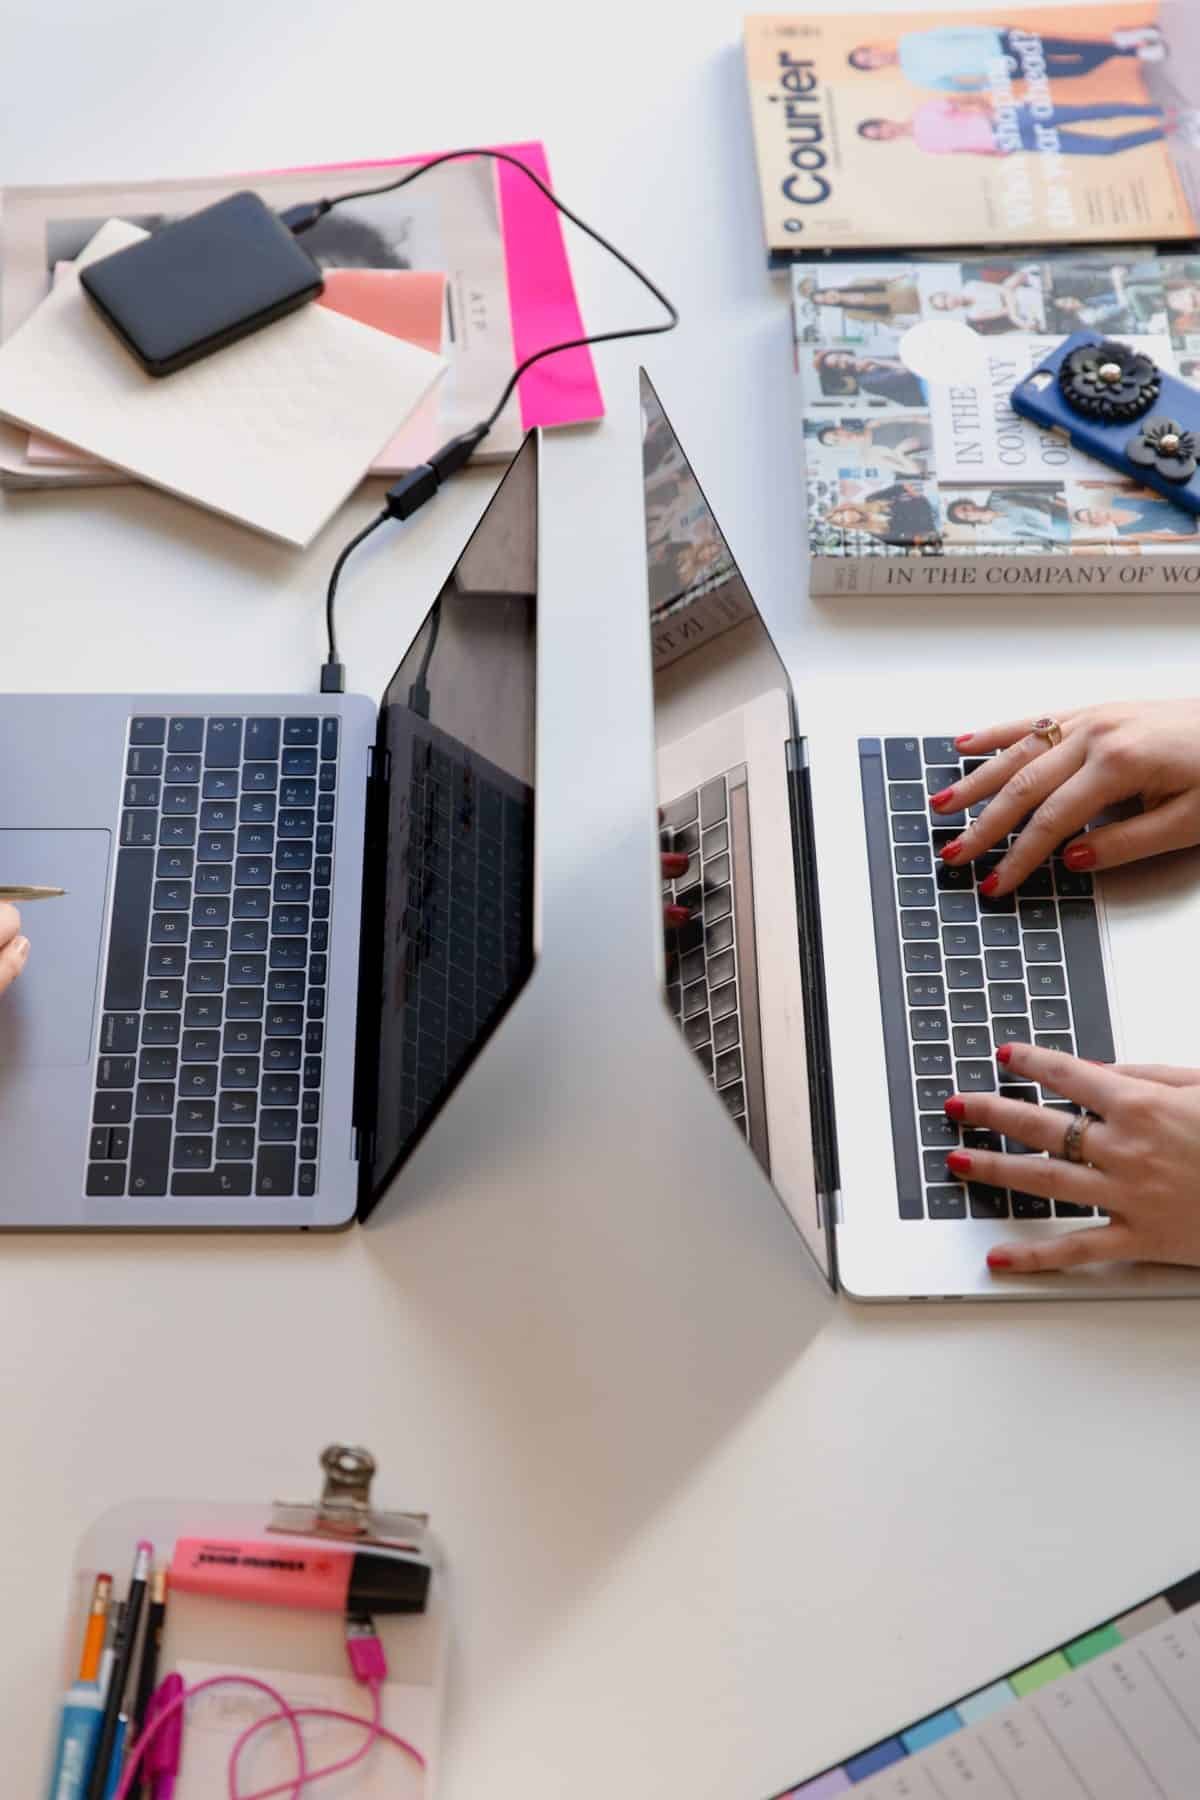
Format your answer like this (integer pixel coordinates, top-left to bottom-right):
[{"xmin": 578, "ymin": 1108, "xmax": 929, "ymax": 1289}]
[
  {"xmin": 791, "ymin": 251, "xmax": 1200, "ymax": 594},
  {"xmin": 745, "ymin": 1, "xmax": 1200, "ymax": 265},
  {"xmin": 0, "ymin": 143, "xmax": 602, "ymax": 489}
]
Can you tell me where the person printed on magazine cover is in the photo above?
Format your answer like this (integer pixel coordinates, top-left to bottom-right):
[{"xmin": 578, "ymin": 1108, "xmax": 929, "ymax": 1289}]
[
  {"xmin": 815, "ymin": 418, "xmax": 933, "ymax": 476},
  {"xmin": 813, "ymin": 351, "xmax": 927, "ymax": 408},
  {"xmin": 946, "ymin": 489, "xmax": 1069, "ymax": 543},
  {"xmin": 1073, "ymin": 492, "xmax": 1199, "ymax": 540},
  {"xmin": 928, "ymin": 268, "xmax": 1042, "ymax": 332},
  {"xmin": 798, "ymin": 274, "xmax": 920, "ymax": 324},
  {"xmin": 827, "ymin": 480, "xmax": 940, "ymax": 546},
  {"xmin": 858, "ymin": 98, "xmax": 1170, "ymax": 159},
  {"xmin": 847, "ymin": 22, "xmax": 1164, "ymax": 89},
  {"xmin": 1048, "ymin": 261, "xmax": 1165, "ymax": 332}
]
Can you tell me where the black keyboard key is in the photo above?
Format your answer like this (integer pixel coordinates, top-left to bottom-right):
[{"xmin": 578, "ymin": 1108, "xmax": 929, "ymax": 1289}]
[
  {"xmin": 127, "ymin": 748, "xmax": 162, "ymax": 775},
  {"xmin": 181, "ymin": 1029, "xmax": 220, "ymax": 1062},
  {"xmin": 172, "ymin": 1168, "xmax": 253, "ymax": 1197},
  {"xmin": 230, "ymin": 953, "xmax": 266, "ymax": 984},
  {"xmin": 907, "ymin": 976, "xmax": 945, "ymax": 1007},
  {"xmin": 239, "ymin": 794, "xmax": 276, "ymax": 826},
  {"xmin": 985, "ymin": 948, "xmax": 1022, "ymax": 982},
  {"xmin": 1036, "ymin": 1033, "xmax": 1074, "ymax": 1056},
  {"xmin": 283, "ymin": 717, "xmax": 319, "ymax": 746},
  {"xmin": 278, "ymin": 810, "xmax": 314, "ymax": 840},
  {"xmin": 267, "ymin": 972, "xmax": 304, "ymax": 1002},
  {"xmin": 1059, "ymin": 901, "xmax": 1114, "ymax": 1061},
  {"xmin": 195, "ymin": 866, "xmax": 231, "ymax": 894},
  {"xmin": 223, "ymin": 1020, "xmax": 262, "ymax": 1053},
  {"xmin": 168, "ymin": 718, "xmax": 204, "ymax": 752},
  {"xmin": 270, "ymin": 939, "xmax": 307, "ymax": 970},
  {"xmin": 135, "ymin": 1081, "xmax": 174, "ymax": 1115},
  {"xmin": 303, "ymin": 1056, "xmax": 322, "ymax": 1090},
  {"xmin": 230, "ymin": 920, "xmax": 268, "ymax": 952},
  {"xmin": 162, "ymin": 785, "xmax": 199, "ymax": 817},
  {"xmin": 988, "ymin": 981, "xmax": 1027, "ymax": 1014},
  {"xmin": 699, "ymin": 779, "xmax": 726, "ymax": 829},
  {"xmin": 220, "ymin": 1055, "xmax": 260, "ymax": 1089},
  {"xmin": 892, "ymin": 817, "xmax": 929, "ymax": 845},
  {"xmin": 913, "ymin": 1044, "xmax": 951, "ymax": 1078},
  {"xmin": 150, "ymin": 912, "xmax": 187, "ymax": 944},
  {"xmin": 1017, "ymin": 867, "xmax": 1054, "ymax": 898},
  {"xmin": 969, "ymin": 1184, "xmax": 1009, "ymax": 1219},
  {"xmin": 205, "ymin": 717, "xmax": 242, "ymax": 768},
  {"xmin": 945, "ymin": 958, "xmax": 984, "ymax": 990},
  {"xmin": 256, "ymin": 1144, "xmax": 296, "ymax": 1195},
  {"xmin": 916, "ymin": 1078, "xmax": 954, "ymax": 1111},
  {"xmin": 299, "ymin": 1163, "xmax": 317, "ymax": 1196},
  {"xmin": 86, "ymin": 1164, "xmax": 125, "ymax": 1196},
  {"xmin": 272, "ymin": 905, "xmax": 309, "ymax": 936},
  {"xmin": 924, "ymin": 738, "xmax": 960, "ymax": 764},
  {"xmin": 145, "ymin": 978, "xmax": 184, "ymax": 1011},
  {"xmin": 304, "ymin": 1022, "xmax": 324, "ymax": 1055},
  {"xmin": 978, "ymin": 888, "xmax": 1016, "ymax": 914},
  {"xmin": 130, "ymin": 716, "xmax": 167, "ymax": 746},
  {"xmin": 1032, "ymin": 999, "xmax": 1070, "ymax": 1032},
  {"xmin": 307, "ymin": 986, "xmax": 325, "ymax": 1019},
  {"xmin": 319, "ymin": 762, "xmax": 337, "ymax": 793},
  {"xmin": 173, "ymin": 1135, "xmax": 213, "ymax": 1170},
  {"xmin": 942, "ymin": 924, "xmax": 980, "ymax": 958},
  {"xmin": 889, "ymin": 783, "xmax": 925, "ymax": 813},
  {"xmin": 147, "ymin": 946, "xmax": 184, "ymax": 978},
  {"xmin": 217, "ymin": 1127, "xmax": 255, "ymax": 1159},
  {"xmin": 981, "ymin": 916, "xmax": 1019, "ymax": 947},
  {"xmin": 235, "ymin": 856, "xmax": 272, "ymax": 887},
  {"xmin": 245, "ymin": 717, "xmax": 281, "ymax": 760},
  {"xmin": 994, "ymin": 1016, "xmax": 1032, "ymax": 1046},
  {"xmin": 1012, "ymin": 1192, "xmax": 1052, "ymax": 1218},
  {"xmin": 124, "ymin": 777, "xmax": 161, "ymax": 808},
  {"xmin": 884, "ymin": 738, "xmax": 922, "ymax": 780},
  {"xmin": 158, "ymin": 819, "xmax": 196, "ymax": 849},
  {"xmin": 1054, "ymin": 864, "xmax": 1094, "ymax": 898},
  {"xmin": 97, "ymin": 1055, "xmax": 137, "ymax": 1090},
  {"xmin": 261, "ymin": 1107, "xmax": 298, "ymax": 1142},
  {"xmin": 301, "ymin": 1093, "xmax": 320, "ymax": 1125},
  {"xmin": 921, "ymin": 1115, "xmax": 958, "ymax": 1148},
  {"xmin": 200, "ymin": 800, "xmax": 237, "ymax": 831},
  {"xmin": 184, "ymin": 995, "xmax": 223, "ymax": 1027},
  {"xmin": 956, "ymin": 1061, "xmax": 996, "ymax": 1093},
  {"xmin": 320, "ymin": 717, "xmax": 339, "ymax": 761},
  {"xmin": 128, "ymin": 1117, "xmax": 172, "ymax": 1196},
  {"xmin": 186, "ymin": 964, "xmax": 225, "ymax": 995},
  {"xmin": 100, "ymin": 1013, "xmax": 139, "ymax": 1055},
  {"xmin": 274, "ymin": 873, "xmax": 311, "ymax": 903},
  {"xmin": 203, "ymin": 769, "xmax": 239, "ymax": 799},
  {"xmin": 179, "ymin": 1064, "xmax": 218, "ymax": 1098},
  {"xmin": 317, "ymin": 795, "xmax": 335, "ymax": 824},
  {"xmin": 154, "ymin": 880, "xmax": 190, "ymax": 912},
  {"xmin": 103, "ymin": 848, "xmax": 154, "ymax": 1010},
  {"xmin": 925, "ymin": 765, "xmax": 959, "ymax": 797},
  {"xmin": 282, "ymin": 746, "xmax": 318, "ymax": 777},
  {"xmin": 197, "ymin": 833, "xmax": 234, "ymax": 863},
  {"xmin": 261, "ymin": 1074, "xmax": 299, "ymax": 1108},
  {"xmin": 89, "ymin": 1126, "xmax": 116, "ymax": 1160},
  {"xmin": 193, "ymin": 895, "xmax": 230, "ymax": 927},
  {"xmin": 190, "ymin": 929, "xmax": 227, "ymax": 961},
  {"xmin": 263, "ymin": 1038, "xmax": 302, "ymax": 1072},
  {"xmin": 238, "ymin": 824, "xmax": 275, "ymax": 856},
  {"xmin": 953, "ymin": 1024, "xmax": 991, "ymax": 1058},
  {"xmin": 936, "ymin": 863, "xmax": 973, "ymax": 892},
  {"xmin": 1019, "ymin": 900, "xmax": 1057, "ymax": 931},
  {"xmin": 280, "ymin": 779, "xmax": 316, "ymax": 808},
  {"xmin": 1024, "ymin": 932, "xmax": 1062, "ymax": 964},
  {"xmin": 895, "ymin": 847, "xmax": 933, "ymax": 878},
  {"xmin": 233, "ymin": 890, "xmax": 270, "ymax": 920},
  {"xmin": 923, "ymin": 1149, "xmax": 952, "ymax": 1183},
  {"xmin": 949, "ymin": 992, "xmax": 987, "ymax": 1024},
  {"xmin": 312, "ymin": 889, "xmax": 331, "ymax": 921},
  {"xmin": 266, "ymin": 1004, "xmax": 304, "ymax": 1036},
  {"xmin": 242, "ymin": 763, "xmax": 278, "ymax": 794},
  {"xmin": 142, "ymin": 1013, "xmax": 181, "ymax": 1045},
  {"xmin": 901, "ymin": 910, "xmax": 938, "ymax": 941},
  {"xmin": 218, "ymin": 1092, "xmax": 256, "ymax": 1125},
  {"xmin": 138, "ymin": 1047, "xmax": 178, "ymax": 1080},
  {"xmin": 276, "ymin": 841, "xmax": 312, "ymax": 870},
  {"xmin": 910, "ymin": 1010, "xmax": 948, "ymax": 1043},
  {"xmin": 897, "ymin": 878, "xmax": 935, "ymax": 908},
  {"xmin": 94, "ymin": 1091, "xmax": 134, "ymax": 1125},
  {"xmin": 177, "ymin": 1099, "xmax": 215, "ymax": 1132},
  {"xmin": 903, "ymin": 943, "xmax": 941, "ymax": 975},
  {"xmin": 938, "ymin": 892, "xmax": 976, "ymax": 924},
  {"xmin": 1027, "ymin": 965, "xmax": 1067, "ymax": 998},
  {"xmin": 927, "ymin": 1185, "xmax": 967, "ymax": 1220}
]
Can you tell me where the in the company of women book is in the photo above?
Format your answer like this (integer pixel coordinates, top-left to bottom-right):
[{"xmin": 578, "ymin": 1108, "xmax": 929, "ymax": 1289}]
[{"xmin": 746, "ymin": 2, "xmax": 1200, "ymax": 266}]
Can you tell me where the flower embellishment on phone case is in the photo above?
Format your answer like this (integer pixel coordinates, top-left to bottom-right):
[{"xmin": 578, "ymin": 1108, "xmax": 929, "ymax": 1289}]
[
  {"xmin": 1058, "ymin": 338, "xmax": 1161, "ymax": 422},
  {"xmin": 1127, "ymin": 416, "xmax": 1198, "ymax": 483}
]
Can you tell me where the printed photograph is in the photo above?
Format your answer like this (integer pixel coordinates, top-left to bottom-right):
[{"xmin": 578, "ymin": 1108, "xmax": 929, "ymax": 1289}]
[
  {"xmin": 1066, "ymin": 477, "xmax": 1199, "ymax": 540},
  {"xmin": 800, "ymin": 347, "xmax": 930, "ymax": 410},
  {"xmin": 808, "ymin": 472, "xmax": 944, "ymax": 552},
  {"xmin": 793, "ymin": 268, "xmax": 921, "ymax": 348},
  {"xmin": 804, "ymin": 414, "xmax": 934, "ymax": 477},
  {"xmin": 1162, "ymin": 257, "xmax": 1200, "ymax": 347},
  {"xmin": 939, "ymin": 481, "xmax": 1071, "ymax": 546},
  {"xmin": 1043, "ymin": 256, "xmax": 1168, "ymax": 331},
  {"xmin": 918, "ymin": 260, "xmax": 1047, "ymax": 333}
]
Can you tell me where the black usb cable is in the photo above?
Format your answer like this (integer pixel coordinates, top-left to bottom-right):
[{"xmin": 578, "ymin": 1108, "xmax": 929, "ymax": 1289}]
[{"xmin": 281, "ymin": 148, "xmax": 679, "ymax": 692}]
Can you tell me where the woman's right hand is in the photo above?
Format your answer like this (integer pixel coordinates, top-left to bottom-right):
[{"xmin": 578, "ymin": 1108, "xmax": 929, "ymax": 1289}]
[
  {"xmin": 933, "ymin": 700, "xmax": 1200, "ymax": 895},
  {"xmin": 0, "ymin": 904, "xmax": 29, "ymax": 996}
]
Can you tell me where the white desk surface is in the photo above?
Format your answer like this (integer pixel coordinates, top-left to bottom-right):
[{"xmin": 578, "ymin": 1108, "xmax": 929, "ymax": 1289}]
[{"xmin": 6, "ymin": 1, "xmax": 1200, "ymax": 1795}]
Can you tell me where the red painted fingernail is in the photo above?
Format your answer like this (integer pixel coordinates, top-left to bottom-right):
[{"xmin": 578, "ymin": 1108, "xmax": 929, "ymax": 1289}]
[
  {"xmin": 996, "ymin": 1043, "xmax": 1013, "ymax": 1065},
  {"xmin": 944, "ymin": 1096, "xmax": 966, "ymax": 1120},
  {"xmin": 954, "ymin": 734, "xmax": 974, "ymax": 749},
  {"xmin": 946, "ymin": 1150, "xmax": 972, "ymax": 1174},
  {"xmin": 987, "ymin": 1251, "xmax": 1013, "ymax": 1271},
  {"xmin": 664, "ymin": 905, "xmax": 691, "ymax": 927},
  {"xmin": 930, "ymin": 787, "xmax": 956, "ymax": 809},
  {"xmin": 1064, "ymin": 843, "xmax": 1096, "ymax": 870},
  {"xmin": 661, "ymin": 852, "xmax": 689, "ymax": 877},
  {"xmin": 979, "ymin": 873, "xmax": 999, "ymax": 895},
  {"xmin": 940, "ymin": 838, "xmax": 964, "ymax": 862}
]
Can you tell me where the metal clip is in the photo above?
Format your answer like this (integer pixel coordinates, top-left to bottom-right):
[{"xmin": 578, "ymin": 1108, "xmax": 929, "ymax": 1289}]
[{"xmin": 267, "ymin": 1444, "xmax": 430, "ymax": 1552}]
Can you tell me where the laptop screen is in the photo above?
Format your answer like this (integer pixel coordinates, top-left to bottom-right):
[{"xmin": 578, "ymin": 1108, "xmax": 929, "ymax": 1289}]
[
  {"xmin": 642, "ymin": 371, "xmax": 836, "ymax": 1285},
  {"xmin": 358, "ymin": 436, "xmax": 538, "ymax": 1217}
]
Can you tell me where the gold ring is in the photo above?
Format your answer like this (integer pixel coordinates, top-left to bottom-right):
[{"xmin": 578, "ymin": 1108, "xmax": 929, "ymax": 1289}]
[
  {"xmin": 1032, "ymin": 715, "xmax": 1063, "ymax": 748},
  {"xmin": 1062, "ymin": 1112, "xmax": 1095, "ymax": 1165}
]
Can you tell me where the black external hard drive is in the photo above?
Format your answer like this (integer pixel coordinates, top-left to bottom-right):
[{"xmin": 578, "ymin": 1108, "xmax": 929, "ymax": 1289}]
[{"xmin": 79, "ymin": 190, "xmax": 324, "ymax": 376}]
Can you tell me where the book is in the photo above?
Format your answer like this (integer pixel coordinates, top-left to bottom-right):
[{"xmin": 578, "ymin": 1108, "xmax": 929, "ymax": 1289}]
[
  {"xmin": 791, "ymin": 250, "xmax": 1200, "ymax": 595},
  {"xmin": 745, "ymin": 2, "xmax": 1200, "ymax": 266},
  {"xmin": 0, "ymin": 142, "xmax": 601, "ymax": 490}
]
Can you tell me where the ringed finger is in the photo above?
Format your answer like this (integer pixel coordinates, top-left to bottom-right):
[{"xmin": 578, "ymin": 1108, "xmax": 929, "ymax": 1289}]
[
  {"xmin": 954, "ymin": 711, "xmax": 1080, "ymax": 756},
  {"xmin": 933, "ymin": 724, "xmax": 1074, "ymax": 816},
  {"xmin": 945, "ymin": 1091, "xmax": 1114, "ymax": 1164}
]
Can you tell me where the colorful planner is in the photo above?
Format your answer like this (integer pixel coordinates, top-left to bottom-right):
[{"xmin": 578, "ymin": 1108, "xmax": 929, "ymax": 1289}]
[{"xmin": 780, "ymin": 1569, "xmax": 1200, "ymax": 1797}]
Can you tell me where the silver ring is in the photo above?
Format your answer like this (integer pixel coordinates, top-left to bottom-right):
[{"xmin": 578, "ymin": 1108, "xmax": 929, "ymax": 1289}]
[
  {"xmin": 1032, "ymin": 715, "xmax": 1063, "ymax": 748},
  {"xmin": 1062, "ymin": 1112, "xmax": 1095, "ymax": 1165}
]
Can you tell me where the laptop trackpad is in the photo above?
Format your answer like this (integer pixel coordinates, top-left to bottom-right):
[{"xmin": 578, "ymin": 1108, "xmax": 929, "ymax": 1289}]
[{"xmin": 0, "ymin": 830, "xmax": 110, "ymax": 1073}]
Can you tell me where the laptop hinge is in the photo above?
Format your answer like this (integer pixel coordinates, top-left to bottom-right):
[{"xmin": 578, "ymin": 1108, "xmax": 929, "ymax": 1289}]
[
  {"xmin": 786, "ymin": 737, "xmax": 841, "ymax": 1278},
  {"xmin": 351, "ymin": 733, "xmax": 391, "ymax": 1191}
]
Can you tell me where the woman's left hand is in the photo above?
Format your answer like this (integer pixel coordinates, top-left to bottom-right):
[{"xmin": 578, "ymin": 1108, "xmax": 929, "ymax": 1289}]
[{"xmin": 944, "ymin": 1042, "xmax": 1200, "ymax": 1273}]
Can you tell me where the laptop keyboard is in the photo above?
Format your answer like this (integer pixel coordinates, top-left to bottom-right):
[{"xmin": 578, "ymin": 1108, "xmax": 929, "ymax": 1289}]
[
  {"xmin": 86, "ymin": 713, "xmax": 339, "ymax": 1201},
  {"xmin": 661, "ymin": 775, "xmax": 752, "ymax": 1138},
  {"xmin": 860, "ymin": 736, "xmax": 1116, "ymax": 1224}
]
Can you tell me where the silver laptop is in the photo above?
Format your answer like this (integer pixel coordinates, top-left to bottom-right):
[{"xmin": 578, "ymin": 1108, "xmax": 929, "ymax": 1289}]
[
  {"xmin": 0, "ymin": 436, "xmax": 538, "ymax": 1228},
  {"xmin": 643, "ymin": 371, "xmax": 1200, "ymax": 1301}
]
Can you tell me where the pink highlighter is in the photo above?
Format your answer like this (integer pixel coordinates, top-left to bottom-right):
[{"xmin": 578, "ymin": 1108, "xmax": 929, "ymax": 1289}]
[{"xmin": 169, "ymin": 1538, "xmax": 430, "ymax": 1616}]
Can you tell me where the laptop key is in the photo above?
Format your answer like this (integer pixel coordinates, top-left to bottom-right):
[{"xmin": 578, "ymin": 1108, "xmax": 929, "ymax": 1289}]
[
  {"xmin": 263, "ymin": 1039, "xmax": 302, "ymax": 1072},
  {"xmin": 230, "ymin": 921, "xmax": 268, "ymax": 952},
  {"xmin": 199, "ymin": 801, "xmax": 236, "ymax": 831},
  {"xmin": 145, "ymin": 979, "xmax": 184, "ymax": 1010},
  {"xmin": 884, "ymin": 738, "xmax": 922, "ymax": 780},
  {"xmin": 267, "ymin": 972, "xmax": 304, "ymax": 1003},
  {"xmin": 130, "ymin": 716, "xmax": 167, "ymax": 746},
  {"xmin": 168, "ymin": 718, "xmax": 204, "ymax": 753},
  {"xmin": 923, "ymin": 1150, "xmax": 952, "ymax": 1183},
  {"xmin": 176, "ymin": 1100, "xmax": 215, "ymax": 1132},
  {"xmin": 1032, "ymin": 999, "xmax": 1070, "ymax": 1031},
  {"xmin": 299, "ymin": 1164, "xmax": 317, "ymax": 1196},
  {"xmin": 916, "ymin": 1078, "xmax": 954, "ymax": 1111},
  {"xmin": 910, "ymin": 1010, "xmax": 948, "ymax": 1043},
  {"xmin": 127, "ymin": 747, "xmax": 164, "ymax": 776},
  {"xmin": 956, "ymin": 1061, "xmax": 996, "ymax": 1093},
  {"xmin": 218, "ymin": 1092, "xmax": 257, "ymax": 1125},
  {"xmin": 892, "ymin": 816, "xmax": 929, "ymax": 844},
  {"xmin": 953, "ymin": 1025, "xmax": 991, "ymax": 1058},
  {"xmin": 1054, "ymin": 865, "xmax": 1094, "ymax": 898},
  {"xmin": 981, "ymin": 916, "xmax": 1019, "ymax": 947},
  {"xmin": 254, "ymin": 1140, "xmax": 297, "ymax": 1197},
  {"xmin": 1024, "ymin": 932, "xmax": 1062, "ymax": 964},
  {"xmin": 97, "ymin": 1056, "xmax": 137, "ymax": 1089},
  {"xmin": 921, "ymin": 1115, "xmax": 958, "ymax": 1147},
  {"xmin": 985, "ymin": 948, "xmax": 1022, "ymax": 981},
  {"xmin": 94, "ymin": 1092, "xmax": 134, "ymax": 1125},
  {"xmin": 216, "ymin": 1128, "xmax": 255, "ymax": 1160},
  {"xmin": 181, "ymin": 1030, "xmax": 220, "ymax": 1062},
  {"xmin": 173, "ymin": 1136, "xmax": 213, "ymax": 1169},
  {"xmin": 142, "ymin": 1013, "xmax": 181, "ymax": 1045},
  {"xmin": 193, "ymin": 896, "xmax": 230, "ymax": 927},
  {"xmin": 245, "ymin": 717, "xmax": 281, "ymax": 760},
  {"xmin": 320, "ymin": 717, "xmax": 339, "ymax": 761},
  {"xmin": 993, "ymin": 1017, "xmax": 1032, "ymax": 1046},
  {"xmin": 282, "ymin": 746, "xmax": 318, "ymax": 777},
  {"xmin": 202, "ymin": 769, "xmax": 238, "ymax": 799},
  {"xmin": 124, "ymin": 778, "xmax": 161, "ymax": 808},
  {"xmin": 319, "ymin": 763, "xmax": 337, "ymax": 794},
  {"xmin": 895, "ymin": 847, "xmax": 932, "ymax": 877},
  {"xmin": 223, "ymin": 1021, "xmax": 261, "ymax": 1053},
  {"xmin": 194, "ymin": 866, "xmax": 231, "ymax": 894},
  {"xmin": 301, "ymin": 1093, "xmax": 320, "ymax": 1125},
  {"xmin": 927, "ymin": 1185, "xmax": 967, "ymax": 1220},
  {"xmin": 283, "ymin": 717, "xmax": 319, "ymax": 746},
  {"xmin": 968, "ymin": 1184, "xmax": 1009, "ymax": 1219},
  {"xmin": 100, "ymin": 1013, "xmax": 139, "ymax": 1055},
  {"xmin": 128, "ymin": 1117, "xmax": 172, "ymax": 1197},
  {"xmin": 1012, "ymin": 1192, "xmax": 1052, "ymax": 1218},
  {"xmin": 86, "ymin": 1164, "xmax": 125, "ymax": 1196},
  {"xmin": 937, "ymin": 892, "xmax": 975, "ymax": 924},
  {"xmin": 901, "ymin": 910, "xmax": 938, "ymax": 941},
  {"xmin": 1017, "ymin": 868, "xmax": 1054, "ymax": 898},
  {"xmin": 172, "ymin": 1168, "xmax": 254, "ymax": 1197},
  {"xmin": 942, "ymin": 924, "xmax": 979, "ymax": 957},
  {"xmin": 949, "ymin": 992, "xmax": 987, "ymax": 1024},
  {"xmin": 220, "ymin": 1056, "xmax": 260, "ymax": 1089},
  {"xmin": 902, "ymin": 943, "xmax": 941, "ymax": 975},
  {"xmin": 945, "ymin": 958, "xmax": 984, "ymax": 990},
  {"xmin": 184, "ymin": 995, "xmax": 222, "ymax": 1027},
  {"xmin": 1027, "ymin": 965, "xmax": 1067, "ymax": 998},
  {"xmin": 205, "ymin": 718, "xmax": 243, "ymax": 768},
  {"xmin": 889, "ymin": 783, "xmax": 925, "ymax": 813}
]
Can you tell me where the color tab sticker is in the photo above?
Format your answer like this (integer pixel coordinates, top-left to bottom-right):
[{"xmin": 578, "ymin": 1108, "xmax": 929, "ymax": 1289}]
[
  {"xmin": 1010, "ymin": 1651, "xmax": 1070, "ymax": 1697},
  {"xmin": 790, "ymin": 1771, "xmax": 852, "ymax": 1797},
  {"xmin": 958, "ymin": 1680, "xmax": 1015, "ymax": 1725},
  {"xmin": 845, "ymin": 1739, "xmax": 906, "ymax": 1782},
  {"xmin": 901, "ymin": 1708, "xmax": 962, "ymax": 1753},
  {"xmin": 1065, "ymin": 1624, "xmax": 1123, "ymax": 1667}
]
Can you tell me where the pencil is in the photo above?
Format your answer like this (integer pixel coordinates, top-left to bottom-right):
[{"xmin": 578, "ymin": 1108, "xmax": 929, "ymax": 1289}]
[
  {"xmin": 78, "ymin": 1574, "xmax": 113, "ymax": 1684},
  {"xmin": 0, "ymin": 886, "xmax": 66, "ymax": 901},
  {"xmin": 85, "ymin": 1541, "xmax": 152, "ymax": 1800},
  {"xmin": 130, "ymin": 1567, "xmax": 166, "ymax": 1766}
]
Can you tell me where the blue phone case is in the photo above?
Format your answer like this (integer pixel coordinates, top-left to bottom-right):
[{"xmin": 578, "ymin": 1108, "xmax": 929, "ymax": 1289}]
[{"xmin": 1010, "ymin": 331, "xmax": 1200, "ymax": 516}]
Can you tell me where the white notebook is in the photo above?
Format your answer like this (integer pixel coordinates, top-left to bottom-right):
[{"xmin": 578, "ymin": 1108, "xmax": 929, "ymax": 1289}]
[{"xmin": 0, "ymin": 218, "xmax": 447, "ymax": 545}]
